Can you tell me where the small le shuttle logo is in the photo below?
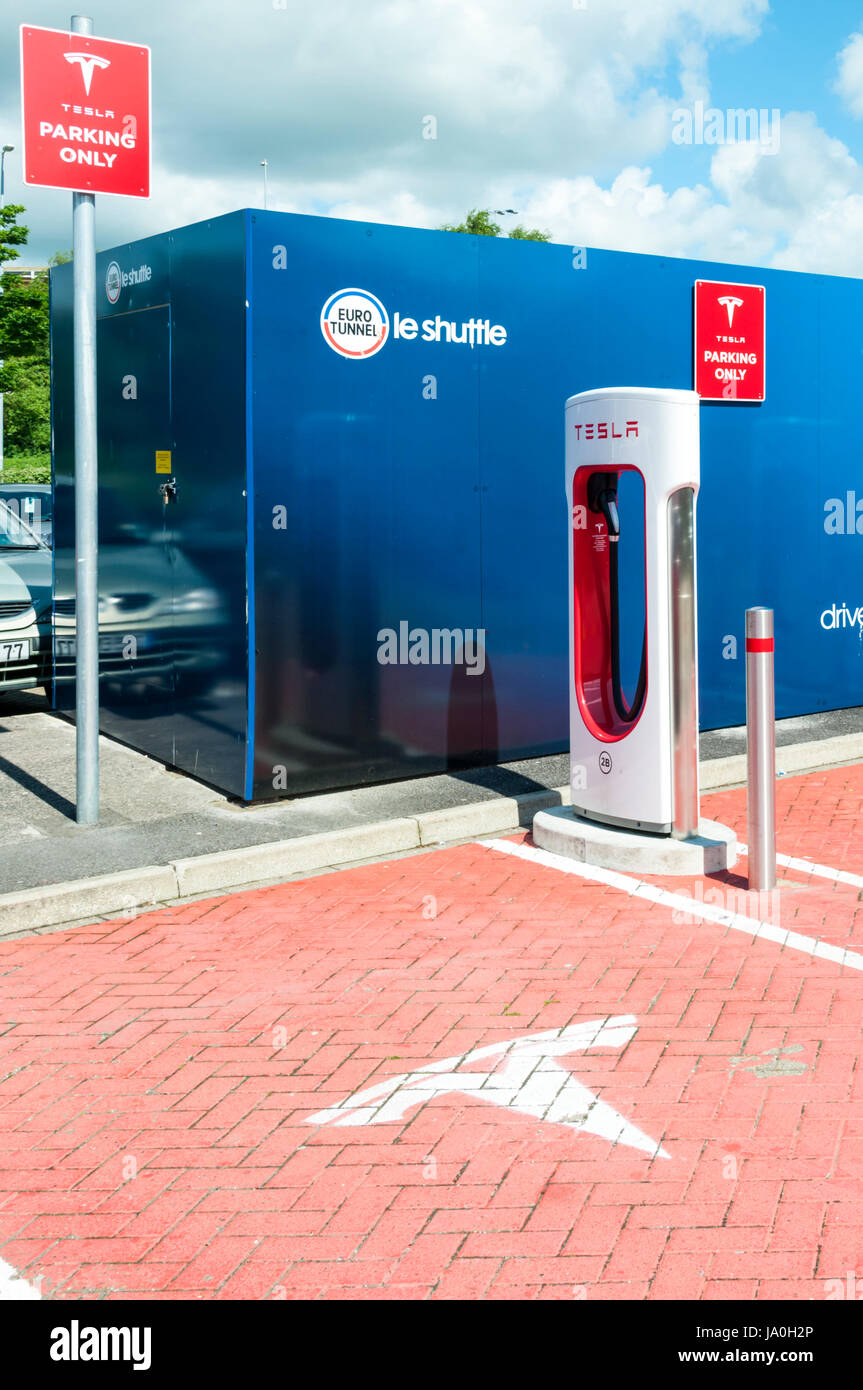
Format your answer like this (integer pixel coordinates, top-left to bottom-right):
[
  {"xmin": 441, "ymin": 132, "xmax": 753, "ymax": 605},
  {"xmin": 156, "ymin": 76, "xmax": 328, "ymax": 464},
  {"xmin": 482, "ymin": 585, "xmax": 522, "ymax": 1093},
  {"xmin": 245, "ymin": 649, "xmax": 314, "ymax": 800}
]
[{"xmin": 105, "ymin": 260, "xmax": 121, "ymax": 304}]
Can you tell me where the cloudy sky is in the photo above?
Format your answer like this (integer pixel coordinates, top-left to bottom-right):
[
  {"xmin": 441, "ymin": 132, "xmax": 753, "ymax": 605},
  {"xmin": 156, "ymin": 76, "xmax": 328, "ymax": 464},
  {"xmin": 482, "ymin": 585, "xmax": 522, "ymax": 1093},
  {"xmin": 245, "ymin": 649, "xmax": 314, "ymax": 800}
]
[{"xmin": 5, "ymin": 0, "xmax": 863, "ymax": 274}]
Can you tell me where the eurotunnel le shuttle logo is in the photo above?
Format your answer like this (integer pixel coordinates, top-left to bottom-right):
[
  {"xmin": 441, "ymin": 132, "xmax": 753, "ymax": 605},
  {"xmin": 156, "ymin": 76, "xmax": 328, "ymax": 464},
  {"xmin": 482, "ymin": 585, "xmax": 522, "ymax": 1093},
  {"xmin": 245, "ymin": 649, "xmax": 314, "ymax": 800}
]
[
  {"xmin": 320, "ymin": 287, "xmax": 508, "ymax": 359},
  {"xmin": 321, "ymin": 288, "xmax": 389, "ymax": 359},
  {"xmin": 105, "ymin": 259, "xmax": 152, "ymax": 305}
]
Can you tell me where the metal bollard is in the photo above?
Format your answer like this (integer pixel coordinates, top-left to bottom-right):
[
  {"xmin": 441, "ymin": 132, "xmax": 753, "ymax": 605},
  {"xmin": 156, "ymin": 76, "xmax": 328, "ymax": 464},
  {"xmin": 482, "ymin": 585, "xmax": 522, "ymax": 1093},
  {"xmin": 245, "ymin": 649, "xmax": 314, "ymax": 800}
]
[{"xmin": 746, "ymin": 607, "xmax": 776, "ymax": 891}]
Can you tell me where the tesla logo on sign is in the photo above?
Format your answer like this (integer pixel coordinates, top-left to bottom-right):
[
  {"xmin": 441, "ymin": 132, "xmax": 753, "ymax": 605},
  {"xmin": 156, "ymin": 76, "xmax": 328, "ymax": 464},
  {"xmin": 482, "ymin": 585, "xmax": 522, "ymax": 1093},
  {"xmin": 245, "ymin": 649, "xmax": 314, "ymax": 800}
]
[
  {"xmin": 717, "ymin": 295, "xmax": 743, "ymax": 327},
  {"xmin": 19, "ymin": 24, "xmax": 150, "ymax": 197},
  {"xmin": 63, "ymin": 51, "xmax": 111, "ymax": 95},
  {"xmin": 694, "ymin": 279, "xmax": 766, "ymax": 402}
]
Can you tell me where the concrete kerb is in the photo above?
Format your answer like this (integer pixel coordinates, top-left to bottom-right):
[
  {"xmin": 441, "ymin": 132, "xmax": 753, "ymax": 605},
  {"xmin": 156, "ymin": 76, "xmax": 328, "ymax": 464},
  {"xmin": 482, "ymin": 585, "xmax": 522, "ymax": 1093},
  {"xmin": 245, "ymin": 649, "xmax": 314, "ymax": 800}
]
[
  {"xmin": 3, "ymin": 866, "xmax": 178, "ymax": 937},
  {"xmin": 699, "ymin": 730, "xmax": 863, "ymax": 793},
  {"xmin": 2, "ymin": 732, "xmax": 862, "ymax": 938},
  {"xmin": 0, "ymin": 792, "xmax": 560, "ymax": 938},
  {"xmin": 172, "ymin": 817, "xmax": 422, "ymax": 897}
]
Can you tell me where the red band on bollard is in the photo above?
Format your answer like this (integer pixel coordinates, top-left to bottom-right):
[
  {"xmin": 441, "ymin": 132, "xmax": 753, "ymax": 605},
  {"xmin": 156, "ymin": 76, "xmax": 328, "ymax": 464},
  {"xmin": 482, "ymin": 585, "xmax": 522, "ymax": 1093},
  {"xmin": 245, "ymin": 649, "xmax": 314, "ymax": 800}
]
[{"xmin": 746, "ymin": 637, "xmax": 774, "ymax": 652}]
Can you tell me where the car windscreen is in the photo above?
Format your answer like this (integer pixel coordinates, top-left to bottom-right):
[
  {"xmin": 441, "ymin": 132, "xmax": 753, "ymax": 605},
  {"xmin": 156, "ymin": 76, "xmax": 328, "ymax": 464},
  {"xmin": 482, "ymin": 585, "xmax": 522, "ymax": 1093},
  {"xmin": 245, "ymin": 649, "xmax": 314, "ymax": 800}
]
[
  {"xmin": 0, "ymin": 499, "xmax": 43, "ymax": 549},
  {"xmin": 0, "ymin": 491, "xmax": 52, "ymax": 545}
]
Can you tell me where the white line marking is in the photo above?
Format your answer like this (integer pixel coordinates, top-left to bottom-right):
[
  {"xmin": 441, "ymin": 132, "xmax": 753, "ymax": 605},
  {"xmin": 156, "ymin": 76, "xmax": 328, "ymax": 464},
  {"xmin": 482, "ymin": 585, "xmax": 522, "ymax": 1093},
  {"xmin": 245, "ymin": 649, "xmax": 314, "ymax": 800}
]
[
  {"xmin": 306, "ymin": 1015, "xmax": 669, "ymax": 1158},
  {"xmin": 0, "ymin": 1255, "xmax": 41, "ymax": 1301},
  {"xmin": 481, "ymin": 839, "xmax": 863, "ymax": 974},
  {"xmin": 739, "ymin": 841, "xmax": 863, "ymax": 892}
]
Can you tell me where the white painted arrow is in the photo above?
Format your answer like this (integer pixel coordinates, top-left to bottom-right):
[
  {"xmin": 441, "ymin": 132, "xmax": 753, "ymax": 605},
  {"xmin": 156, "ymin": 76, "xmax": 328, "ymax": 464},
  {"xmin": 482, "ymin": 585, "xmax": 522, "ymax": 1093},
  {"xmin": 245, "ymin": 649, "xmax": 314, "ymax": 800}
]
[
  {"xmin": 306, "ymin": 1015, "xmax": 669, "ymax": 1159},
  {"xmin": 0, "ymin": 1255, "xmax": 41, "ymax": 1301}
]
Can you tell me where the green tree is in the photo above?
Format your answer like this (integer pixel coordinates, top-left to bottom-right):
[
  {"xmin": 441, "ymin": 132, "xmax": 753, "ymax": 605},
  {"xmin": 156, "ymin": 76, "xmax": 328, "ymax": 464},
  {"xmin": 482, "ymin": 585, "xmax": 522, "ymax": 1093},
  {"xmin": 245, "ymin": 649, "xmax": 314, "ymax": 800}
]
[
  {"xmin": 0, "ymin": 206, "xmax": 52, "ymax": 477},
  {"xmin": 440, "ymin": 208, "xmax": 503, "ymax": 236},
  {"xmin": 0, "ymin": 204, "xmax": 29, "ymax": 266},
  {"xmin": 0, "ymin": 356, "xmax": 50, "ymax": 455},
  {"xmin": 0, "ymin": 272, "xmax": 49, "ymax": 362},
  {"xmin": 508, "ymin": 225, "xmax": 551, "ymax": 242},
  {"xmin": 439, "ymin": 208, "xmax": 551, "ymax": 242}
]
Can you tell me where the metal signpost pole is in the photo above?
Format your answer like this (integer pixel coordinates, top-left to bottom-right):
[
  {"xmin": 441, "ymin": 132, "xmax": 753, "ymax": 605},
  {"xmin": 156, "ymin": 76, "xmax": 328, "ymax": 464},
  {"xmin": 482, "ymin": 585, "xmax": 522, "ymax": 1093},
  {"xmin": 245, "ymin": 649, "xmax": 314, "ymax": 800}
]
[
  {"xmin": 746, "ymin": 606, "xmax": 776, "ymax": 891},
  {"xmin": 71, "ymin": 12, "xmax": 99, "ymax": 823},
  {"xmin": 21, "ymin": 18, "xmax": 150, "ymax": 819},
  {"xmin": 0, "ymin": 146, "xmax": 11, "ymax": 476}
]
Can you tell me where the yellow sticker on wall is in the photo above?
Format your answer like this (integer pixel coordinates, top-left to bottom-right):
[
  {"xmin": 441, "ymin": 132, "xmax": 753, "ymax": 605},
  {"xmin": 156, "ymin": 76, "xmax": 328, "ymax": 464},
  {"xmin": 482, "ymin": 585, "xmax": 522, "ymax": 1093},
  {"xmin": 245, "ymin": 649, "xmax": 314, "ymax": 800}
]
[{"xmin": 155, "ymin": 451, "xmax": 172, "ymax": 474}]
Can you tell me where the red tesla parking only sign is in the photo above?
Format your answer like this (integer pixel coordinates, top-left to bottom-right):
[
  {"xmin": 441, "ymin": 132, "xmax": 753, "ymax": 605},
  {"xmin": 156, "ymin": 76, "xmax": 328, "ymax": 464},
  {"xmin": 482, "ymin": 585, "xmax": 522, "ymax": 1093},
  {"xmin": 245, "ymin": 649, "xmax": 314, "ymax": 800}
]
[
  {"xmin": 694, "ymin": 279, "xmax": 765, "ymax": 402},
  {"xmin": 20, "ymin": 25, "xmax": 150, "ymax": 197}
]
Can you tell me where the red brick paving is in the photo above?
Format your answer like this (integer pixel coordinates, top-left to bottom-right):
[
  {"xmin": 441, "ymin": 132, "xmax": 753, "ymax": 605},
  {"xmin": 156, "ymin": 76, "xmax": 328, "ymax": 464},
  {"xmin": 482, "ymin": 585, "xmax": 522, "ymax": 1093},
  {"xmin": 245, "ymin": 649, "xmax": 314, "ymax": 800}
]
[{"xmin": 0, "ymin": 766, "xmax": 862, "ymax": 1299}]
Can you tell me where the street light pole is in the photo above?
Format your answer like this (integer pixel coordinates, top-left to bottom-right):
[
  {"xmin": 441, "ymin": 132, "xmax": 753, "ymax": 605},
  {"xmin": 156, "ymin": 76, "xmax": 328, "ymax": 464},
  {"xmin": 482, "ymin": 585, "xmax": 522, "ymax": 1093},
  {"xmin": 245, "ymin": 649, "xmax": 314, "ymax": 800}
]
[
  {"xmin": 260, "ymin": 159, "xmax": 268, "ymax": 210},
  {"xmin": 491, "ymin": 208, "xmax": 519, "ymax": 236},
  {"xmin": 0, "ymin": 145, "xmax": 13, "ymax": 205}
]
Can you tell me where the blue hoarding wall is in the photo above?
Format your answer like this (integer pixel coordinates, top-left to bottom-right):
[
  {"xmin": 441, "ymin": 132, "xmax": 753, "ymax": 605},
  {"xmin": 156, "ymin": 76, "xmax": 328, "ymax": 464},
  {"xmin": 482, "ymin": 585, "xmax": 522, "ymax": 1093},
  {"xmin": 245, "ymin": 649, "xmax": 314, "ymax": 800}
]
[
  {"xmin": 248, "ymin": 211, "xmax": 863, "ymax": 798},
  {"xmin": 51, "ymin": 207, "xmax": 863, "ymax": 800},
  {"xmin": 250, "ymin": 213, "xmax": 486, "ymax": 795}
]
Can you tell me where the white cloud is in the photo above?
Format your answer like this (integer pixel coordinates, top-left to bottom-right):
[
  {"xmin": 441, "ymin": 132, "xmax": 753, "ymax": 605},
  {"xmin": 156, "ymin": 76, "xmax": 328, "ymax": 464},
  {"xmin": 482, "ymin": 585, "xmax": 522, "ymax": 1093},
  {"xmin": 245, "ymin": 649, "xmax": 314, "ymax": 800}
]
[
  {"xmin": 835, "ymin": 30, "xmax": 863, "ymax": 119},
  {"xmin": 509, "ymin": 111, "xmax": 863, "ymax": 278},
  {"xmin": 0, "ymin": 0, "xmax": 771, "ymax": 260},
  {"xmin": 774, "ymin": 193, "xmax": 863, "ymax": 274},
  {"xmin": 15, "ymin": 0, "xmax": 863, "ymax": 280},
  {"xmin": 516, "ymin": 166, "xmax": 761, "ymax": 265}
]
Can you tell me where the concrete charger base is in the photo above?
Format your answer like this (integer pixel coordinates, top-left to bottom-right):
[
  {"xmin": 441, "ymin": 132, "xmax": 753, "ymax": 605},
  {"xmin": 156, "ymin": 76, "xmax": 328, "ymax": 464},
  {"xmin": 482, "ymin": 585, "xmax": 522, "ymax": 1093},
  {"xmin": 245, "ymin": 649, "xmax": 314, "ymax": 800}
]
[{"xmin": 532, "ymin": 805, "xmax": 737, "ymax": 876}]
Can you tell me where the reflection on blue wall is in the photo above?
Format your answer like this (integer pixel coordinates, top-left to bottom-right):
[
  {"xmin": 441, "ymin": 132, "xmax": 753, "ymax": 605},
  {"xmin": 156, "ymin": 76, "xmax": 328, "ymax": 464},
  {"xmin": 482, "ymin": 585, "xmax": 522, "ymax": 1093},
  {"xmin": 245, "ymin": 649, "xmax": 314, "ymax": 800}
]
[
  {"xmin": 52, "ymin": 214, "xmax": 249, "ymax": 796},
  {"xmin": 51, "ymin": 208, "xmax": 863, "ymax": 801}
]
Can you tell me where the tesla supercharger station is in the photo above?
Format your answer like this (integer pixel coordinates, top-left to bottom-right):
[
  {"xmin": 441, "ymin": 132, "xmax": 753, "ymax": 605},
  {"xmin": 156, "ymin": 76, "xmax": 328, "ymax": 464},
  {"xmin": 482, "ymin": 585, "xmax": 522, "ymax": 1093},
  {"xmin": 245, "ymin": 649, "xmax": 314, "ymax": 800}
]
[{"xmin": 534, "ymin": 386, "xmax": 736, "ymax": 874}]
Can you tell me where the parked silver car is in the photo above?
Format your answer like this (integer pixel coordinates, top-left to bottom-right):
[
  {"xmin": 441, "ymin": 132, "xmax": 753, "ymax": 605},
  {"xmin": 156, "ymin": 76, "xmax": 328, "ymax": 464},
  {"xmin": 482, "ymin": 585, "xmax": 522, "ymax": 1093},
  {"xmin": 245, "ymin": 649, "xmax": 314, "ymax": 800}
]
[{"xmin": 0, "ymin": 499, "xmax": 52, "ymax": 693}]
